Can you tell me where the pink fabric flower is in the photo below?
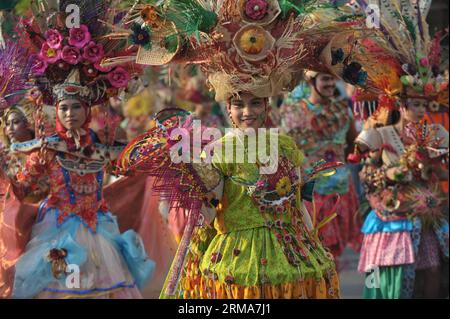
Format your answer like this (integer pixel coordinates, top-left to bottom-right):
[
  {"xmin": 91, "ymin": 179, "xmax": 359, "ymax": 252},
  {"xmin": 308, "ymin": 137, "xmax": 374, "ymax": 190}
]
[
  {"xmin": 30, "ymin": 54, "xmax": 49, "ymax": 75},
  {"xmin": 107, "ymin": 67, "xmax": 131, "ymax": 88},
  {"xmin": 347, "ymin": 152, "xmax": 361, "ymax": 164},
  {"xmin": 61, "ymin": 46, "xmax": 82, "ymax": 65},
  {"xmin": 39, "ymin": 42, "xmax": 61, "ymax": 64},
  {"xmin": 420, "ymin": 57, "xmax": 429, "ymax": 67},
  {"xmin": 68, "ymin": 24, "xmax": 91, "ymax": 49},
  {"xmin": 82, "ymin": 42, "xmax": 104, "ymax": 63},
  {"xmin": 244, "ymin": 0, "xmax": 268, "ymax": 20},
  {"xmin": 45, "ymin": 29, "xmax": 64, "ymax": 49},
  {"xmin": 256, "ymin": 180, "xmax": 266, "ymax": 188}
]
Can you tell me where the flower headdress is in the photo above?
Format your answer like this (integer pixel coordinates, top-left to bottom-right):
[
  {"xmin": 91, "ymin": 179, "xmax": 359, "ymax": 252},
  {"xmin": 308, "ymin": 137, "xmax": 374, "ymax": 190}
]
[
  {"xmin": 351, "ymin": 0, "xmax": 449, "ymax": 123},
  {"xmin": 18, "ymin": 0, "xmax": 142, "ymax": 106},
  {"xmin": 113, "ymin": 0, "xmax": 373, "ymax": 101}
]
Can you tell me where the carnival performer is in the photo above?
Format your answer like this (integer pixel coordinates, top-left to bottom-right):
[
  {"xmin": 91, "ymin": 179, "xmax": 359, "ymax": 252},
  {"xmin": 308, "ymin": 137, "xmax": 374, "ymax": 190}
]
[
  {"xmin": 6, "ymin": 72, "xmax": 155, "ymax": 299},
  {"xmin": 279, "ymin": 71, "xmax": 363, "ymax": 264},
  {"xmin": 0, "ymin": 42, "xmax": 47, "ymax": 299},
  {"xmin": 116, "ymin": 0, "xmax": 373, "ymax": 299},
  {"xmin": 0, "ymin": 2, "xmax": 155, "ymax": 298},
  {"xmin": 0, "ymin": 105, "xmax": 39, "ymax": 299},
  {"xmin": 349, "ymin": 0, "xmax": 449, "ymax": 299},
  {"xmin": 356, "ymin": 101, "xmax": 449, "ymax": 299}
]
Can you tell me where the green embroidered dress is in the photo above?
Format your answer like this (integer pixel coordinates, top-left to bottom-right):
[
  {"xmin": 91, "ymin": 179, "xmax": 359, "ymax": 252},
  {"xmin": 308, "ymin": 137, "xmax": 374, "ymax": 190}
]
[{"xmin": 161, "ymin": 132, "xmax": 339, "ymax": 299}]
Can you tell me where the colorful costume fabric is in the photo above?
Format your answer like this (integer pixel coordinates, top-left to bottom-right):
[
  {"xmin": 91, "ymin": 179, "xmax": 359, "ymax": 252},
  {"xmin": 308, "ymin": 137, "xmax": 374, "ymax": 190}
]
[
  {"xmin": 356, "ymin": 124, "xmax": 449, "ymax": 299},
  {"xmin": 161, "ymin": 132, "xmax": 340, "ymax": 299},
  {"xmin": 116, "ymin": 0, "xmax": 378, "ymax": 300},
  {"xmin": 0, "ymin": 41, "xmax": 44, "ymax": 298},
  {"xmin": 104, "ymin": 175, "xmax": 178, "ymax": 298},
  {"xmin": 10, "ymin": 133, "xmax": 154, "ymax": 298},
  {"xmin": 280, "ymin": 98, "xmax": 362, "ymax": 258}
]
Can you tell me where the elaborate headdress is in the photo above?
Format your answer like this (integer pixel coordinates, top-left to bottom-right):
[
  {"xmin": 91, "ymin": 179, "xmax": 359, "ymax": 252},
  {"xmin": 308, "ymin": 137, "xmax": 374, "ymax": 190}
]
[
  {"xmin": 0, "ymin": 42, "xmax": 30, "ymax": 109},
  {"xmin": 18, "ymin": 0, "xmax": 142, "ymax": 106},
  {"xmin": 112, "ymin": 0, "xmax": 372, "ymax": 101},
  {"xmin": 116, "ymin": 0, "xmax": 375, "ymax": 296},
  {"xmin": 0, "ymin": 41, "xmax": 33, "ymax": 144},
  {"xmin": 52, "ymin": 69, "xmax": 91, "ymax": 103},
  {"xmin": 351, "ymin": 0, "xmax": 449, "ymax": 123}
]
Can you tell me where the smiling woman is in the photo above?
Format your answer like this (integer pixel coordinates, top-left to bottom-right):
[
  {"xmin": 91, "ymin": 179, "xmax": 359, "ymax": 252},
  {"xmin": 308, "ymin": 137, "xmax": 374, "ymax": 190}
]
[
  {"xmin": 113, "ymin": 0, "xmax": 381, "ymax": 300},
  {"xmin": 228, "ymin": 93, "xmax": 268, "ymax": 130}
]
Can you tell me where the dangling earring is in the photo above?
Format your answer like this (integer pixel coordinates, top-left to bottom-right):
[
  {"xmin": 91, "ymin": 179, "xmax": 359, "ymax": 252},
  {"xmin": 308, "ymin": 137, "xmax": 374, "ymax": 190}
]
[{"xmin": 228, "ymin": 112, "xmax": 237, "ymax": 128}]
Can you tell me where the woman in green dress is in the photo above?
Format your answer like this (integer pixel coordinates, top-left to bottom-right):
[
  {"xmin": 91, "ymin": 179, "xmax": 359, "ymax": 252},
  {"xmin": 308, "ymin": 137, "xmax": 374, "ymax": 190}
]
[
  {"xmin": 116, "ymin": 0, "xmax": 373, "ymax": 299},
  {"xmin": 168, "ymin": 92, "xmax": 340, "ymax": 299}
]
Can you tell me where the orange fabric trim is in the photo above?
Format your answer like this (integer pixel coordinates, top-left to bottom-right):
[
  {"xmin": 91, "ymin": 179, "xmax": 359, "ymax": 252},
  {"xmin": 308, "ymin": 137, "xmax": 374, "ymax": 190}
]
[{"xmin": 181, "ymin": 272, "xmax": 340, "ymax": 299}]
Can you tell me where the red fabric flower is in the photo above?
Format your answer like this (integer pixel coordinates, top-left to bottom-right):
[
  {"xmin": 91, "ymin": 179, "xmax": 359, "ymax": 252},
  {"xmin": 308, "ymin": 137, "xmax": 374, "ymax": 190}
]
[
  {"xmin": 61, "ymin": 46, "xmax": 82, "ymax": 65},
  {"xmin": 244, "ymin": 0, "xmax": 268, "ymax": 20},
  {"xmin": 39, "ymin": 42, "xmax": 61, "ymax": 64},
  {"xmin": 420, "ymin": 57, "xmax": 429, "ymax": 67},
  {"xmin": 45, "ymin": 29, "xmax": 64, "ymax": 49},
  {"xmin": 107, "ymin": 67, "xmax": 131, "ymax": 88},
  {"xmin": 82, "ymin": 42, "xmax": 104, "ymax": 63},
  {"xmin": 94, "ymin": 58, "xmax": 113, "ymax": 73},
  {"xmin": 69, "ymin": 25, "xmax": 91, "ymax": 49},
  {"xmin": 423, "ymin": 82, "xmax": 434, "ymax": 96}
]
